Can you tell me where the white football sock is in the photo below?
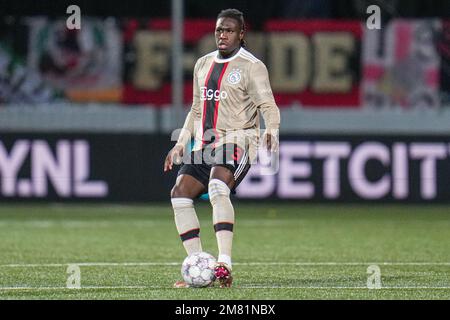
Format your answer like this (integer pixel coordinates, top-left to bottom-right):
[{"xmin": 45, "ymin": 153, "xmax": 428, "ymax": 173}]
[
  {"xmin": 218, "ymin": 254, "xmax": 232, "ymax": 269},
  {"xmin": 209, "ymin": 179, "xmax": 234, "ymax": 269},
  {"xmin": 171, "ymin": 197, "xmax": 202, "ymax": 255}
]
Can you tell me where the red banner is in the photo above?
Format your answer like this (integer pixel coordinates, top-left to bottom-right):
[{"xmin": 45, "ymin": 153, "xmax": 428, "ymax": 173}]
[
  {"xmin": 265, "ymin": 20, "xmax": 362, "ymax": 107},
  {"xmin": 362, "ymin": 19, "xmax": 441, "ymax": 108},
  {"xmin": 122, "ymin": 19, "xmax": 362, "ymax": 107}
]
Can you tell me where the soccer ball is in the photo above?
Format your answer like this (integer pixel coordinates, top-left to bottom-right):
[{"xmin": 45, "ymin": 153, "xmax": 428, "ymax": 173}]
[{"xmin": 181, "ymin": 252, "xmax": 217, "ymax": 288}]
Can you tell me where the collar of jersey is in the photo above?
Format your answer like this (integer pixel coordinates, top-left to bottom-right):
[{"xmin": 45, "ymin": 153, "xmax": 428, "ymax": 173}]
[{"xmin": 214, "ymin": 47, "xmax": 244, "ymax": 63}]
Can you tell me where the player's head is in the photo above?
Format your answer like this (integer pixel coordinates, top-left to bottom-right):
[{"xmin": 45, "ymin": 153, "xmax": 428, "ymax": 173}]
[{"xmin": 215, "ymin": 9, "xmax": 246, "ymax": 56}]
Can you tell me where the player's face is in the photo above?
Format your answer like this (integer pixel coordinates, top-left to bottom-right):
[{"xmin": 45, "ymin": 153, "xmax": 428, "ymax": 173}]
[{"xmin": 215, "ymin": 17, "xmax": 243, "ymax": 55}]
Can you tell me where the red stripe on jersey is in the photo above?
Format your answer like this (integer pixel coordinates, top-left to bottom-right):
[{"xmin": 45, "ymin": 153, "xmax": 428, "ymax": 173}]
[
  {"xmin": 213, "ymin": 62, "xmax": 229, "ymax": 147},
  {"xmin": 201, "ymin": 62, "xmax": 216, "ymax": 147}
]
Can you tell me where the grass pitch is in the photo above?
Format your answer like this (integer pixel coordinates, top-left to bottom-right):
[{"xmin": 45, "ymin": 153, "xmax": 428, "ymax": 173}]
[{"xmin": 0, "ymin": 203, "xmax": 449, "ymax": 299}]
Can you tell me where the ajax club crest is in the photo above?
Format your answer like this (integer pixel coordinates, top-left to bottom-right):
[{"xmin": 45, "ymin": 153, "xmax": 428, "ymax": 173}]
[{"xmin": 227, "ymin": 68, "xmax": 242, "ymax": 85}]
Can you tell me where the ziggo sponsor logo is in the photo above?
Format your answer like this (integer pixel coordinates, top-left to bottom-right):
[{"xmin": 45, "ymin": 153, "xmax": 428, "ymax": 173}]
[{"xmin": 200, "ymin": 86, "xmax": 228, "ymax": 101}]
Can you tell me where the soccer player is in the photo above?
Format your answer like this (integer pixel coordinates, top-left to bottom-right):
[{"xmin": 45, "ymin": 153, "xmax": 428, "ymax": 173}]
[{"xmin": 164, "ymin": 8, "xmax": 280, "ymax": 288}]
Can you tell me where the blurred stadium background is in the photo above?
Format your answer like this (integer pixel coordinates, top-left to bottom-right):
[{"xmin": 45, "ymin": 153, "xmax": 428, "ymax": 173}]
[
  {"xmin": 1, "ymin": 0, "xmax": 450, "ymax": 203},
  {"xmin": 0, "ymin": 0, "xmax": 450, "ymax": 299}
]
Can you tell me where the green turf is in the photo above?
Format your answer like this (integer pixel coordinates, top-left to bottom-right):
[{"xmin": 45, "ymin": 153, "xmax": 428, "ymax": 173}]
[{"xmin": 0, "ymin": 203, "xmax": 449, "ymax": 299}]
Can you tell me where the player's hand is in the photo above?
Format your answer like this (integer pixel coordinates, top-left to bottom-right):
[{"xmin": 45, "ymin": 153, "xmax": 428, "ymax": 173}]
[
  {"xmin": 164, "ymin": 144, "xmax": 184, "ymax": 172},
  {"xmin": 262, "ymin": 130, "xmax": 279, "ymax": 153}
]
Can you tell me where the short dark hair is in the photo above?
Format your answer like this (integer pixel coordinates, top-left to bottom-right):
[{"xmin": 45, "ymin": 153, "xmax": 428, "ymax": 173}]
[
  {"xmin": 217, "ymin": 8, "xmax": 246, "ymax": 47},
  {"xmin": 217, "ymin": 8, "xmax": 245, "ymax": 32}
]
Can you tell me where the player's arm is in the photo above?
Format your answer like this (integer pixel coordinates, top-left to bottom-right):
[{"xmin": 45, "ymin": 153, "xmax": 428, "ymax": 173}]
[
  {"xmin": 164, "ymin": 60, "xmax": 202, "ymax": 172},
  {"xmin": 248, "ymin": 61, "xmax": 281, "ymax": 152}
]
